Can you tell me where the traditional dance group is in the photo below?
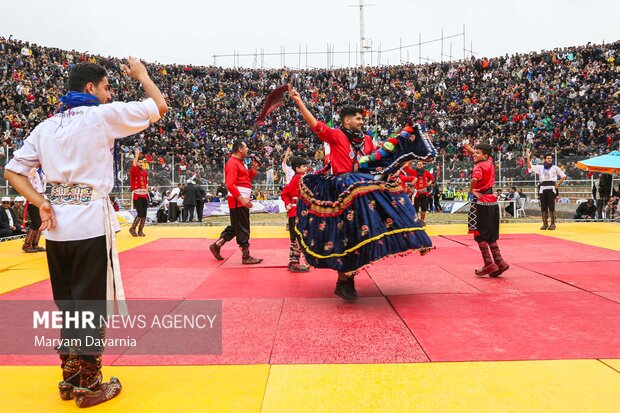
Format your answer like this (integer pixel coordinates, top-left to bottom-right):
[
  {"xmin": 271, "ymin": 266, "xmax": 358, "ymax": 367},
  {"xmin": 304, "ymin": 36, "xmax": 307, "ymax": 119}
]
[{"xmin": 7, "ymin": 57, "xmax": 578, "ymax": 406}]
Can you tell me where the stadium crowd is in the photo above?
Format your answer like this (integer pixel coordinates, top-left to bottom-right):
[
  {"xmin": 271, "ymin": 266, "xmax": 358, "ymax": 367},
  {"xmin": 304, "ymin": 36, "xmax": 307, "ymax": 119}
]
[{"xmin": 1, "ymin": 36, "xmax": 619, "ymax": 193}]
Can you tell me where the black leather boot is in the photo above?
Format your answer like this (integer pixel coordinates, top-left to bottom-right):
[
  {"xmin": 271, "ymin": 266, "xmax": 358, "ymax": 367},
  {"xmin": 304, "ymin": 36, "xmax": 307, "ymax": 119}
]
[
  {"xmin": 209, "ymin": 238, "xmax": 227, "ymax": 260},
  {"xmin": 241, "ymin": 246, "xmax": 263, "ymax": 264}
]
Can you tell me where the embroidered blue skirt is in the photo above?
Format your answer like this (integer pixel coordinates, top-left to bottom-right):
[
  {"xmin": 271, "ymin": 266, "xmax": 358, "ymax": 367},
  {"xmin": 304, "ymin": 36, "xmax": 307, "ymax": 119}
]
[{"xmin": 295, "ymin": 173, "xmax": 433, "ymax": 272}]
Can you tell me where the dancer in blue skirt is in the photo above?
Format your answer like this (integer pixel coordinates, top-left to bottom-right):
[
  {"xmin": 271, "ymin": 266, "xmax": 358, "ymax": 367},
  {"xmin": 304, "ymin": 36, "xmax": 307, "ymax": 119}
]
[{"xmin": 289, "ymin": 87, "xmax": 436, "ymax": 300}]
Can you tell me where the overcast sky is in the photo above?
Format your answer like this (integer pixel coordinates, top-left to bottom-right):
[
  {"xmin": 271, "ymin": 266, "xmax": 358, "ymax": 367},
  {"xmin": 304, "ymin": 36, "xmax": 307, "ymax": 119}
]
[{"xmin": 1, "ymin": 0, "xmax": 618, "ymax": 68}]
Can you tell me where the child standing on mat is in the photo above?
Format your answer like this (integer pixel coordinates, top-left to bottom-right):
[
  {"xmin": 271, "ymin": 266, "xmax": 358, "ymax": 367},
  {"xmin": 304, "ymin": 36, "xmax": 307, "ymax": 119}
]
[
  {"xmin": 463, "ymin": 142, "xmax": 510, "ymax": 277},
  {"xmin": 280, "ymin": 156, "xmax": 310, "ymax": 273}
]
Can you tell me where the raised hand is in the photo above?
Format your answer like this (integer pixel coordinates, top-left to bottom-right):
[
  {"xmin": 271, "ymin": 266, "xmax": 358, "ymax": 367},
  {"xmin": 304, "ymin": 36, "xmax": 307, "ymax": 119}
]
[
  {"xmin": 288, "ymin": 86, "xmax": 302, "ymax": 104},
  {"xmin": 120, "ymin": 56, "xmax": 148, "ymax": 81}
]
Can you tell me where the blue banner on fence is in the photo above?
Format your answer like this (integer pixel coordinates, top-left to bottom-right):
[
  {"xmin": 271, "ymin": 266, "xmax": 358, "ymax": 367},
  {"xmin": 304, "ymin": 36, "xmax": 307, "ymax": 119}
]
[{"xmin": 120, "ymin": 200, "xmax": 286, "ymax": 224}]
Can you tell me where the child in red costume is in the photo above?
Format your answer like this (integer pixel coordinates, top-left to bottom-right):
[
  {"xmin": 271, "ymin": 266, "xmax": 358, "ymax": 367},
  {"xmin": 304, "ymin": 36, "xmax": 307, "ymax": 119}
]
[
  {"xmin": 464, "ymin": 142, "xmax": 510, "ymax": 277},
  {"xmin": 280, "ymin": 156, "xmax": 311, "ymax": 272}
]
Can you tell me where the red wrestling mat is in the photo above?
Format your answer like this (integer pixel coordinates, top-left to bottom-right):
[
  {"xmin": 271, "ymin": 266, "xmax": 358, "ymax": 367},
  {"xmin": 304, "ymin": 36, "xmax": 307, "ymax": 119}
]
[
  {"xmin": 594, "ymin": 292, "xmax": 620, "ymax": 304},
  {"xmin": 114, "ymin": 298, "xmax": 283, "ymax": 366},
  {"xmin": 389, "ymin": 291, "xmax": 620, "ymax": 362},
  {"xmin": 269, "ymin": 297, "xmax": 429, "ymax": 364},
  {"xmin": 121, "ymin": 268, "xmax": 215, "ymax": 299},
  {"xmin": 219, "ymin": 248, "xmax": 291, "ymax": 269},
  {"xmin": 375, "ymin": 247, "xmax": 482, "ymax": 267},
  {"xmin": 439, "ymin": 233, "xmax": 555, "ymax": 247},
  {"xmin": 438, "ymin": 264, "xmax": 580, "ymax": 293},
  {"xmin": 517, "ymin": 261, "xmax": 620, "ymax": 292},
  {"xmin": 119, "ymin": 250, "xmax": 224, "ymax": 270},
  {"xmin": 187, "ymin": 267, "xmax": 382, "ymax": 299},
  {"xmin": 427, "ymin": 235, "xmax": 466, "ymax": 248},
  {"xmin": 366, "ymin": 264, "xmax": 480, "ymax": 295},
  {"xmin": 133, "ymin": 238, "xmax": 213, "ymax": 252},
  {"xmin": 442, "ymin": 234, "xmax": 620, "ymax": 263},
  {"xmin": 3, "ymin": 236, "xmax": 620, "ymax": 366},
  {"xmin": 1, "ymin": 280, "xmax": 52, "ymax": 300}
]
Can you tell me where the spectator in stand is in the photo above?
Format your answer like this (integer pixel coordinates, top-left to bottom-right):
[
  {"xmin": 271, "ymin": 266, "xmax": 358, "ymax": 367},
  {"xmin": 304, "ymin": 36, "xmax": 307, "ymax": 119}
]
[
  {"xmin": 13, "ymin": 196, "xmax": 26, "ymax": 228},
  {"xmin": 281, "ymin": 146, "xmax": 295, "ymax": 184},
  {"xmin": 215, "ymin": 183, "xmax": 227, "ymax": 199},
  {"xmin": 1, "ymin": 196, "xmax": 25, "ymax": 238},
  {"xmin": 596, "ymin": 173, "xmax": 613, "ymax": 219},
  {"xmin": 106, "ymin": 195, "xmax": 118, "ymax": 212},
  {"xmin": 195, "ymin": 182, "xmax": 206, "ymax": 222},
  {"xmin": 167, "ymin": 183, "xmax": 181, "ymax": 222},
  {"xmin": 443, "ymin": 183, "xmax": 456, "ymax": 200},
  {"xmin": 265, "ymin": 163, "xmax": 274, "ymax": 191},
  {"xmin": 178, "ymin": 158, "xmax": 187, "ymax": 184},
  {"xmin": 574, "ymin": 199, "xmax": 597, "ymax": 219},
  {"xmin": 177, "ymin": 184, "xmax": 185, "ymax": 219},
  {"xmin": 149, "ymin": 186, "xmax": 162, "ymax": 206},
  {"xmin": 504, "ymin": 186, "xmax": 522, "ymax": 217},
  {"xmin": 0, "ymin": 36, "xmax": 619, "ymax": 191},
  {"xmin": 606, "ymin": 196, "xmax": 619, "ymax": 219},
  {"xmin": 432, "ymin": 182, "xmax": 443, "ymax": 212},
  {"xmin": 181, "ymin": 179, "xmax": 200, "ymax": 222}
]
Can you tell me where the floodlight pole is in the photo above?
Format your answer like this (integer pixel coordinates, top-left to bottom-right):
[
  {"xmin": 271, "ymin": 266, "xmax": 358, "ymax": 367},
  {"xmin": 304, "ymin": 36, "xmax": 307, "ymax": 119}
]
[
  {"xmin": 359, "ymin": 0, "xmax": 365, "ymax": 66},
  {"xmin": 349, "ymin": 0, "xmax": 374, "ymax": 67}
]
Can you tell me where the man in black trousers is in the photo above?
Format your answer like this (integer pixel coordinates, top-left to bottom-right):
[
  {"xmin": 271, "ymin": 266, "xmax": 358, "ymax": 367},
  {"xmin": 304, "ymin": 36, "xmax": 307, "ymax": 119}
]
[
  {"xmin": 181, "ymin": 179, "xmax": 200, "ymax": 222},
  {"xmin": 196, "ymin": 182, "xmax": 206, "ymax": 222},
  {"xmin": 209, "ymin": 140, "xmax": 263, "ymax": 264}
]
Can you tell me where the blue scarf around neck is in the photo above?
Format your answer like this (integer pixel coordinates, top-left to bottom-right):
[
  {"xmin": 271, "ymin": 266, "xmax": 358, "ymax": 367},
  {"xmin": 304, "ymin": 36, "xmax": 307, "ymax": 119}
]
[
  {"xmin": 58, "ymin": 91, "xmax": 100, "ymax": 112},
  {"xmin": 56, "ymin": 91, "xmax": 121, "ymax": 191}
]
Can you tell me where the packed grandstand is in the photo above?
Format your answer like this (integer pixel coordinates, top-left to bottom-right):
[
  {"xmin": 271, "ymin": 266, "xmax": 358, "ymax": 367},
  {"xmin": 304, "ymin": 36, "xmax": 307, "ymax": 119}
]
[{"xmin": 1, "ymin": 37, "xmax": 619, "ymax": 191}]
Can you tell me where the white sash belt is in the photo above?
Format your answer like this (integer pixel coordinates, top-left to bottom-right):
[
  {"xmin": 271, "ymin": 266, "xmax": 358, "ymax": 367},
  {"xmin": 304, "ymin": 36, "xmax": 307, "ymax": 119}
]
[
  {"xmin": 49, "ymin": 184, "xmax": 127, "ymax": 315},
  {"xmin": 100, "ymin": 194, "xmax": 128, "ymax": 316},
  {"xmin": 131, "ymin": 189, "xmax": 148, "ymax": 210},
  {"xmin": 228, "ymin": 186, "xmax": 252, "ymax": 198}
]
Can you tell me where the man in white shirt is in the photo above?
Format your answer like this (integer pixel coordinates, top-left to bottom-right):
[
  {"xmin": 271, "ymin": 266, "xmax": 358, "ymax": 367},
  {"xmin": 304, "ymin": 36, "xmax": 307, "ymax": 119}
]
[
  {"xmin": 150, "ymin": 187, "xmax": 162, "ymax": 205},
  {"xmin": 167, "ymin": 183, "xmax": 182, "ymax": 222},
  {"xmin": 281, "ymin": 146, "xmax": 295, "ymax": 184},
  {"xmin": 526, "ymin": 149, "xmax": 566, "ymax": 230},
  {"xmin": 4, "ymin": 58, "xmax": 167, "ymax": 408},
  {"xmin": 263, "ymin": 163, "xmax": 273, "ymax": 189}
]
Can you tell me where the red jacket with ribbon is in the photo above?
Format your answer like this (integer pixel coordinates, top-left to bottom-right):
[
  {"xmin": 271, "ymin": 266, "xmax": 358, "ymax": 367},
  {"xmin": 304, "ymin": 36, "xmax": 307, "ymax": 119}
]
[
  {"xmin": 225, "ymin": 156, "xmax": 257, "ymax": 209},
  {"xmin": 130, "ymin": 165, "xmax": 148, "ymax": 200},
  {"xmin": 281, "ymin": 173, "xmax": 303, "ymax": 218}
]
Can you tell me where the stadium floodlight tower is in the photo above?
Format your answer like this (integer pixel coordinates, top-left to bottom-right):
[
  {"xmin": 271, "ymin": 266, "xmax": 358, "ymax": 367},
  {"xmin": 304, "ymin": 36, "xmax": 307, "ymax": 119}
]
[{"xmin": 350, "ymin": 0, "xmax": 374, "ymax": 67}]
